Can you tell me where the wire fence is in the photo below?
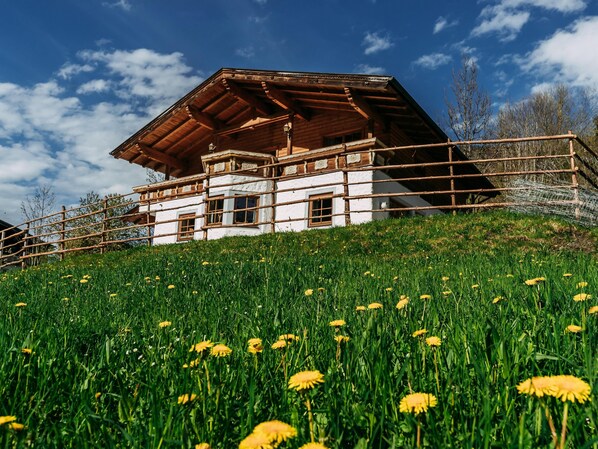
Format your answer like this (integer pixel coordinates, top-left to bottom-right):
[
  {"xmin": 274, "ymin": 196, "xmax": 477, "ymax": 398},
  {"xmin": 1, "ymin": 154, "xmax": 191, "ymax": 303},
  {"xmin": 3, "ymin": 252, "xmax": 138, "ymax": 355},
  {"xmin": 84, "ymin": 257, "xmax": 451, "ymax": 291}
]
[{"xmin": 1, "ymin": 132, "xmax": 596, "ymax": 270}]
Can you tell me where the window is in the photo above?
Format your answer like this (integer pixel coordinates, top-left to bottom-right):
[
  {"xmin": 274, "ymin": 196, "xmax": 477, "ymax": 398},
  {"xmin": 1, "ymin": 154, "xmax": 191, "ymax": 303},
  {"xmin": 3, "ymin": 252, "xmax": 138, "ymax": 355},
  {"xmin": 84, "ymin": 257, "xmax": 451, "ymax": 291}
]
[
  {"xmin": 309, "ymin": 194, "xmax": 333, "ymax": 227},
  {"xmin": 177, "ymin": 213, "xmax": 196, "ymax": 241},
  {"xmin": 206, "ymin": 196, "xmax": 224, "ymax": 226},
  {"xmin": 233, "ymin": 195, "xmax": 259, "ymax": 224},
  {"xmin": 323, "ymin": 130, "xmax": 363, "ymax": 147}
]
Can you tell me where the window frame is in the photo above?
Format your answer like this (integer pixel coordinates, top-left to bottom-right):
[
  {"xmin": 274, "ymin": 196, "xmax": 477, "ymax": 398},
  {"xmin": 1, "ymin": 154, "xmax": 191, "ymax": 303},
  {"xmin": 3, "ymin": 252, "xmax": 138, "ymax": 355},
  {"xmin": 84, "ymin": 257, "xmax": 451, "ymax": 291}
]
[
  {"xmin": 177, "ymin": 212, "xmax": 196, "ymax": 242},
  {"xmin": 322, "ymin": 129, "xmax": 364, "ymax": 147},
  {"xmin": 308, "ymin": 193, "xmax": 334, "ymax": 228},
  {"xmin": 232, "ymin": 195, "xmax": 260, "ymax": 225},
  {"xmin": 205, "ymin": 195, "xmax": 225, "ymax": 227}
]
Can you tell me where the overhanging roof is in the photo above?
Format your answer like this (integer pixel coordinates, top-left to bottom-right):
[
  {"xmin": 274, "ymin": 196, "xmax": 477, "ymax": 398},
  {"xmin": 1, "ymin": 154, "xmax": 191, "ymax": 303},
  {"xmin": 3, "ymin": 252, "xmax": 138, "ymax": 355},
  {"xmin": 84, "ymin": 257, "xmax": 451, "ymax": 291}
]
[{"xmin": 111, "ymin": 68, "xmax": 453, "ymax": 167}]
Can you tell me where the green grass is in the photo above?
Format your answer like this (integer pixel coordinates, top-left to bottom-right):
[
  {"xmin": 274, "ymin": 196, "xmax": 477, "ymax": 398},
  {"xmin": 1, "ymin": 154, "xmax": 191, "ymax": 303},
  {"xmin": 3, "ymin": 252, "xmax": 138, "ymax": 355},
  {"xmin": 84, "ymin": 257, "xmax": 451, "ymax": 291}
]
[{"xmin": 0, "ymin": 211, "xmax": 596, "ymax": 448}]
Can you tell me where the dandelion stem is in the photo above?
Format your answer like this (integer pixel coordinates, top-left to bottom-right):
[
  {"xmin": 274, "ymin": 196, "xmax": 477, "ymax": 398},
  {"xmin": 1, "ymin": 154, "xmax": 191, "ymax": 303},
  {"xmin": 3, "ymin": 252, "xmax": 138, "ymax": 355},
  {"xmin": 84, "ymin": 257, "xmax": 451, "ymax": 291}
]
[
  {"xmin": 305, "ymin": 395, "xmax": 316, "ymax": 443},
  {"xmin": 204, "ymin": 360, "xmax": 211, "ymax": 395},
  {"xmin": 416, "ymin": 419, "xmax": 421, "ymax": 448},
  {"xmin": 559, "ymin": 402, "xmax": 569, "ymax": 449},
  {"xmin": 335, "ymin": 341, "xmax": 341, "ymax": 363},
  {"xmin": 433, "ymin": 349, "xmax": 440, "ymax": 392},
  {"xmin": 543, "ymin": 403, "xmax": 558, "ymax": 448}
]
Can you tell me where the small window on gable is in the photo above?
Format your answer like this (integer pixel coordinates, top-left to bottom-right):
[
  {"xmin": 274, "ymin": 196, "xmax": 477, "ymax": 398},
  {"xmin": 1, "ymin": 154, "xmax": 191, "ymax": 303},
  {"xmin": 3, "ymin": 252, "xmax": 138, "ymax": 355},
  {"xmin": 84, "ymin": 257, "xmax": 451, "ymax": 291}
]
[
  {"xmin": 233, "ymin": 195, "xmax": 259, "ymax": 225},
  {"xmin": 323, "ymin": 130, "xmax": 363, "ymax": 147},
  {"xmin": 177, "ymin": 213, "xmax": 196, "ymax": 242},
  {"xmin": 206, "ymin": 196, "xmax": 224, "ymax": 226},
  {"xmin": 309, "ymin": 194, "xmax": 333, "ymax": 227}
]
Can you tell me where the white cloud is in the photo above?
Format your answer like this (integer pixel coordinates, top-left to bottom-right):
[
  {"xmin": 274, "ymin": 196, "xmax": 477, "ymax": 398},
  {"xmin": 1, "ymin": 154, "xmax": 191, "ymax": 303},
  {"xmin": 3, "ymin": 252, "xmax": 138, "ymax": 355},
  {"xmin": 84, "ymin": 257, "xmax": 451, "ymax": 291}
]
[
  {"xmin": 0, "ymin": 48, "xmax": 204, "ymax": 224},
  {"xmin": 471, "ymin": 0, "xmax": 586, "ymax": 41},
  {"xmin": 354, "ymin": 64, "xmax": 386, "ymax": 75},
  {"xmin": 57, "ymin": 63, "xmax": 95, "ymax": 79},
  {"xmin": 472, "ymin": 6, "xmax": 530, "ymax": 41},
  {"xmin": 362, "ymin": 32, "xmax": 393, "ymax": 55},
  {"xmin": 235, "ymin": 46, "xmax": 256, "ymax": 59},
  {"xmin": 434, "ymin": 16, "xmax": 459, "ymax": 34},
  {"xmin": 77, "ymin": 79, "xmax": 111, "ymax": 95},
  {"xmin": 103, "ymin": 0, "xmax": 132, "ymax": 11},
  {"xmin": 413, "ymin": 53, "xmax": 452, "ymax": 70},
  {"xmin": 249, "ymin": 15, "xmax": 269, "ymax": 24},
  {"xmin": 523, "ymin": 16, "xmax": 598, "ymax": 89}
]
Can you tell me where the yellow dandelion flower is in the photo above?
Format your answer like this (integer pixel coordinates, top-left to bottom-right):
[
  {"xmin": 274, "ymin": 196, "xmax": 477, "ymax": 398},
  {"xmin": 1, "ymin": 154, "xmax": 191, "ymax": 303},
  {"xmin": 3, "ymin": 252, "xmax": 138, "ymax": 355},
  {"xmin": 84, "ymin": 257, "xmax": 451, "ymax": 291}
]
[
  {"xmin": 109, "ymin": 293, "xmax": 118, "ymax": 298},
  {"xmin": 239, "ymin": 432, "xmax": 274, "ymax": 449},
  {"xmin": 492, "ymin": 296, "xmax": 504, "ymax": 304},
  {"xmin": 271, "ymin": 340, "xmax": 288, "ymax": 350},
  {"xmin": 335, "ymin": 335, "xmax": 350, "ymax": 343},
  {"xmin": 190, "ymin": 341, "xmax": 213, "ymax": 353},
  {"xmin": 550, "ymin": 375, "xmax": 592, "ymax": 403},
  {"xmin": 419, "ymin": 294, "xmax": 432, "ymax": 300},
  {"xmin": 425, "ymin": 336, "xmax": 441, "ymax": 347},
  {"xmin": 441, "ymin": 276, "xmax": 449, "ymax": 281},
  {"xmin": 195, "ymin": 444, "xmax": 211, "ymax": 449},
  {"xmin": 576, "ymin": 281, "xmax": 588, "ymax": 288},
  {"xmin": 566, "ymin": 325, "xmax": 582, "ymax": 333},
  {"xmin": 278, "ymin": 334, "xmax": 300, "ymax": 342},
  {"xmin": 14, "ymin": 302, "xmax": 27, "ymax": 307},
  {"xmin": 95, "ymin": 392, "xmax": 102, "ymax": 399},
  {"xmin": 304, "ymin": 289, "xmax": 314, "ymax": 296},
  {"xmin": 412, "ymin": 329, "xmax": 427, "ymax": 337},
  {"xmin": 589, "ymin": 306, "xmax": 598, "ymax": 314},
  {"xmin": 317, "ymin": 287, "xmax": 325, "ymax": 293},
  {"xmin": 167, "ymin": 284, "xmax": 175, "ymax": 289},
  {"xmin": 177, "ymin": 393, "xmax": 198, "ymax": 404},
  {"xmin": 573, "ymin": 293, "xmax": 591, "ymax": 302},
  {"xmin": 211, "ymin": 344, "xmax": 232, "ymax": 357},
  {"xmin": 471, "ymin": 284, "xmax": 479, "ymax": 289},
  {"xmin": 21, "ymin": 348, "xmax": 32, "ymax": 355},
  {"xmin": 248, "ymin": 338, "xmax": 263, "ymax": 354},
  {"xmin": 299, "ymin": 444, "xmax": 328, "ymax": 449},
  {"xmin": 363, "ymin": 271, "xmax": 371, "ymax": 276},
  {"xmin": 442, "ymin": 290, "xmax": 452, "ymax": 296},
  {"xmin": 7, "ymin": 422, "xmax": 25, "ymax": 431},
  {"xmin": 385, "ymin": 287, "xmax": 393, "ymax": 292},
  {"xmin": 183, "ymin": 358, "xmax": 201, "ymax": 369},
  {"xmin": 202, "ymin": 261, "xmax": 210, "ymax": 266},
  {"xmin": 253, "ymin": 420, "xmax": 297, "ymax": 444},
  {"xmin": 399, "ymin": 393, "xmax": 437, "ymax": 414},
  {"xmin": 396, "ymin": 298, "xmax": 409, "ymax": 310},
  {"xmin": 158, "ymin": 321, "xmax": 172, "ymax": 328},
  {"xmin": 288, "ymin": 370, "xmax": 325, "ymax": 392},
  {"xmin": 155, "ymin": 276, "xmax": 160, "ymax": 280},
  {"xmin": 355, "ymin": 305, "xmax": 366, "ymax": 311},
  {"xmin": 329, "ymin": 319, "xmax": 346, "ymax": 328},
  {"xmin": 563, "ymin": 273, "xmax": 572, "ymax": 277},
  {"xmin": 368, "ymin": 302, "xmax": 383, "ymax": 310},
  {"xmin": 0, "ymin": 416, "xmax": 16, "ymax": 425}
]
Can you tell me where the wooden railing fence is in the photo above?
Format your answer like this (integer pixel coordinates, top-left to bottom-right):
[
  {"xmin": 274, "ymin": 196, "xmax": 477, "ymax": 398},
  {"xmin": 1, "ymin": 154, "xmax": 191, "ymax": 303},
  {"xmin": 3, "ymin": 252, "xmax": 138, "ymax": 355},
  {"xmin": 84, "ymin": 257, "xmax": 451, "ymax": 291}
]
[{"xmin": 0, "ymin": 133, "xmax": 596, "ymax": 270}]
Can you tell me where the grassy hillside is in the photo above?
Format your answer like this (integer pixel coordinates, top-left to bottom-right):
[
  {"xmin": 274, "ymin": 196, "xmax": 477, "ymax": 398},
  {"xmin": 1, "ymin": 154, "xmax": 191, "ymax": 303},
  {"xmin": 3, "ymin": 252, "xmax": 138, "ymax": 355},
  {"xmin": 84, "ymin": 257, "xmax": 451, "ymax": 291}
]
[{"xmin": 0, "ymin": 211, "xmax": 596, "ymax": 448}]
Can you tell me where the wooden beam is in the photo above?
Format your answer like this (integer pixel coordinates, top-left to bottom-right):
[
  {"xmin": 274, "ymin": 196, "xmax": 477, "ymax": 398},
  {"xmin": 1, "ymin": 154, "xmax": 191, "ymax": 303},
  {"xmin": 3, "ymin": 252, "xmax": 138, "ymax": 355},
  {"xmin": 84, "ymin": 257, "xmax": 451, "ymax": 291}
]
[
  {"xmin": 186, "ymin": 105, "xmax": 222, "ymax": 131},
  {"xmin": 344, "ymin": 87, "xmax": 386, "ymax": 127},
  {"xmin": 261, "ymin": 81, "xmax": 310, "ymax": 121},
  {"xmin": 137, "ymin": 143, "xmax": 185, "ymax": 170},
  {"xmin": 222, "ymin": 78, "xmax": 271, "ymax": 116},
  {"xmin": 214, "ymin": 112, "xmax": 290, "ymax": 137}
]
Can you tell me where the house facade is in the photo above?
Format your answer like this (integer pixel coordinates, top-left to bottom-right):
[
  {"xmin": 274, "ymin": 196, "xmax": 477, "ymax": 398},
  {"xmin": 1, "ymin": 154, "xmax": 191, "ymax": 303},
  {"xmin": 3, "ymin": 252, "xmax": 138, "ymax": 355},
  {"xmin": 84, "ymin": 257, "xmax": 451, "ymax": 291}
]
[{"xmin": 111, "ymin": 68, "xmax": 495, "ymax": 244}]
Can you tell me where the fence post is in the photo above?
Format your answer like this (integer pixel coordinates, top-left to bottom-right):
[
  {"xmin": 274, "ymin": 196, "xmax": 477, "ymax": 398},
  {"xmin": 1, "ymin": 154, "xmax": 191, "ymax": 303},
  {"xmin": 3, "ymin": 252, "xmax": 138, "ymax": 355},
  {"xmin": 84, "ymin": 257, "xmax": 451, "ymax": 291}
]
[
  {"xmin": 0, "ymin": 230, "xmax": 5, "ymax": 264},
  {"xmin": 145, "ymin": 196, "xmax": 152, "ymax": 246},
  {"xmin": 342, "ymin": 145, "xmax": 351, "ymax": 226},
  {"xmin": 568, "ymin": 130, "xmax": 580, "ymax": 220},
  {"xmin": 21, "ymin": 223, "xmax": 29, "ymax": 269},
  {"xmin": 448, "ymin": 141, "xmax": 457, "ymax": 215},
  {"xmin": 60, "ymin": 206, "xmax": 66, "ymax": 261},
  {"xmin": 202, "ymin": 174, "xmax": 210, "ymax": 241},
  {"xmin": 100, "ymin": 199, "xmax": 108, "ymax": 254}
]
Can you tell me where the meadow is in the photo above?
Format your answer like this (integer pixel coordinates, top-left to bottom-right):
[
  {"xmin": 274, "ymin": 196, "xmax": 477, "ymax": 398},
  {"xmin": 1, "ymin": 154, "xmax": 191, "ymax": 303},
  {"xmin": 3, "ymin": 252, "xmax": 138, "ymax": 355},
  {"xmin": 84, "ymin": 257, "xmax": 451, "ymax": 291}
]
[{"xmin": 0, "ymin": 211, "xmax": 596, "ymax": 448}]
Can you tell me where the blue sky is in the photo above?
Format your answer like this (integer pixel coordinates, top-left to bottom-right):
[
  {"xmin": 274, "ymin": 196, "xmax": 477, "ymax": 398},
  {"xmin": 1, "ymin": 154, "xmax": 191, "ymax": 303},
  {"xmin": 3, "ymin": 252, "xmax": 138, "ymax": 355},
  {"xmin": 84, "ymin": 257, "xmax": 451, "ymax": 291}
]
[{"xmin": 0, "ymin": 0, "xmax": 596, "ymax": 224}]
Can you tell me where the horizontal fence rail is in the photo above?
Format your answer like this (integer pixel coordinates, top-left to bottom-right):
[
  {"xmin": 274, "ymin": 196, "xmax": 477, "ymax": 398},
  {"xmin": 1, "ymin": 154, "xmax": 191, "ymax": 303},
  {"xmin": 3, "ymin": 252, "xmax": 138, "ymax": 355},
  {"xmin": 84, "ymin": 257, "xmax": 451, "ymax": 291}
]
[{"xmin": 1, "ymin": 133, "xmax": 596, "ymax": 270}]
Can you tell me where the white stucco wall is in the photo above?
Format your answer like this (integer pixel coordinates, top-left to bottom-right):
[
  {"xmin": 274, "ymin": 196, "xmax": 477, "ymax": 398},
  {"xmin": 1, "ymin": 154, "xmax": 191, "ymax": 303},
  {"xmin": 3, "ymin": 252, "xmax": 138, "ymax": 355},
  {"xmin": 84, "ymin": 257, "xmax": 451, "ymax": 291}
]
[
  {"xmin": 372, "ymin": 171, "xmax": 441, "ymax": 218},
  {"xmin": 141, "ymin": 169, "xmax": 440, "ymax": 245}
]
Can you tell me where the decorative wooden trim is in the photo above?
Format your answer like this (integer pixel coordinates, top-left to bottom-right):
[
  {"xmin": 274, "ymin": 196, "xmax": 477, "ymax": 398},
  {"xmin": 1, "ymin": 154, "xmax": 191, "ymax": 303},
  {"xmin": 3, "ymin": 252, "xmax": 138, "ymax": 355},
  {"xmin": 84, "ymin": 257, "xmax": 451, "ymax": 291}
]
[
  {"xmin": 186, "ymin": 105, "xmax": 222, "ymax": 130},
  {"xmin": 222, "ymin": 78, "xmax": 271, "ymax": 116},
  {"xmin": 261, "ymin": 81, "xmax": 310, "ymax": 121},
  {"xmin": 137, "ymin": 143, "xmax": 185, "ymax": 171}
]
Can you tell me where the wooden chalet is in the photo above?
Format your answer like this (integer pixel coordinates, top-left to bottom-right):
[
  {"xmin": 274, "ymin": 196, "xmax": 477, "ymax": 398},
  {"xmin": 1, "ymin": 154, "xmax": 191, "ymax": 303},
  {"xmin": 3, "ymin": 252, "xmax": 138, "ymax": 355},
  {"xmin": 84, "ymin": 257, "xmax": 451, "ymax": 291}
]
[{"xmin": 111, "ymin": 68, "xmax": 496, "ymax": 243}]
